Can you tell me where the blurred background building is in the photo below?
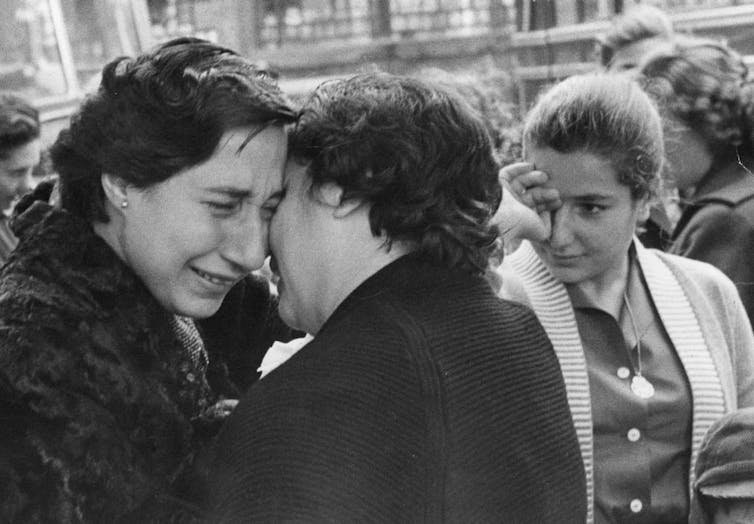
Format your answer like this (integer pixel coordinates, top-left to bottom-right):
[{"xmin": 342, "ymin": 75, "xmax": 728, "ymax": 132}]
[{"xmin": 4, "ymin": 0, "xmax": 754, "ymax": 147}]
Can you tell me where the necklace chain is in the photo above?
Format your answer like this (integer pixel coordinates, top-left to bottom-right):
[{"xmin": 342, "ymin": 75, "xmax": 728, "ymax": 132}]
[{"xmin": 622, "ymin": 290, "xmax": 656, "ymax": 399}]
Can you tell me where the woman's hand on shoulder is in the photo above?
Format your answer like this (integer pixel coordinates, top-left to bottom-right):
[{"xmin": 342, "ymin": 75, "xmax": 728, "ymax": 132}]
[{"xmin": 492, "ymin": 162, "xmax": 561, "ymax": 243}]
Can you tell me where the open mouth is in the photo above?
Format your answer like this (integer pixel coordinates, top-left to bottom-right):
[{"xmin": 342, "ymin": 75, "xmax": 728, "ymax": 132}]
[{"xmin": 192, "ymin": 268, "xmax": 238, "ymax": 287}]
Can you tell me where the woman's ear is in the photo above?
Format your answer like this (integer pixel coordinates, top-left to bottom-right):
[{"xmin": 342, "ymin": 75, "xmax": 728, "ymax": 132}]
[
  {"xmin": 101, "ymin": 173, "xmax": 129, "ymax": 211},
  {"xmin": 314, "ymin": 181, "xmax": 363, "ymax": 218},
  {"xmin": 333, "ymin": 197, "xmax": 363, "ymax": 218}
]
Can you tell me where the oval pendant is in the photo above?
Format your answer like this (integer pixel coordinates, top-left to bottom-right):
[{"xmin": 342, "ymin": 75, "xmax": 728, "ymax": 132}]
[{"xmin": 631, "ymin": 375, "xmax": 655, "ymax": 399}]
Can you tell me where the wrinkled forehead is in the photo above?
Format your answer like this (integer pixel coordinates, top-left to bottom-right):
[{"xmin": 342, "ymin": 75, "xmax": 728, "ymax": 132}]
[{"xmin": 527, "ymin": 146, "xmax": 625, "ymax": 195}]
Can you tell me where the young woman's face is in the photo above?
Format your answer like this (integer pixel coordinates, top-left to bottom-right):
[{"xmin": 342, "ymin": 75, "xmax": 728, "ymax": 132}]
[
  {"xmin": 116, "ymin": 125, "xmax": 287, "ymax": 318},
  {"xmin": 529, "ymin": 147, "xmax": 648, "ymax": 291}
]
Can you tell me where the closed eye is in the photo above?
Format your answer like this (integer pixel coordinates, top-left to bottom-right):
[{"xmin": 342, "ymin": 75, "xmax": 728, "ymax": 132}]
[
  {"xmin": 261, "ymin": 205, "xmax": 277, "ymax": 221},
  {"xmin": 261, "ymin": 190, "xmax": 286, "ymax": 221},
  {"xmin": 206, "ymin": 200, "xmax": 242, "ymax": 214}
]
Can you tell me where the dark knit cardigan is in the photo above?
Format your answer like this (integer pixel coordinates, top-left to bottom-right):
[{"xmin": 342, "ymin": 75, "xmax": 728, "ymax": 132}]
[
  {"xmin": 205, "ymin": 254, "xmax": 587, "ymax": 523},
  {"xmin": 0, "ymin": 188, "xmax": 293, "ymax": 523}
]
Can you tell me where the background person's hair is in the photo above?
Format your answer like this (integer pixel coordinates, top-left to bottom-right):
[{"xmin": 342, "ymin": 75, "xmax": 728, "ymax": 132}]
[
  {"xmin": 597, "ymin": 4, "xmax": 673, "ymax": 68},
  {"xmin": 51, "ymin": 37, "xmax": 297, "ymax": 223},
  {"xmin": 639, "ymin": 39, "xmax": 754, "ymax": 161},
  {"xmin": 0, "ymin": 93, "xmax": 40, "ymax": 159},
  {"xmin": 523, "ymin": 73, "xmax": 664, "ymax": 200},
  {"xmin": 416, "ymin": 67, "xmax": 520, "ymax": 163},
  {"xmin": 288, "ymin": 72, "xmax": 502, "ymax": 274}
]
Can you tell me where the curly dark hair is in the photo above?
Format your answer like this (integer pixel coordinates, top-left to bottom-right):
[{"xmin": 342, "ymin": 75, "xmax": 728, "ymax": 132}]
[
  {"xmin": 639, "ymin": 38, "xmax": 754, "ymax": 161},
  {"xmin": 0, "ymin": 92, "xmax": 40, "ymax": 159},
  {"xmin": 51, "ymin": 37, "xmax": 297, "ymax": 223},
  {"xmin": 288, "ymin": 72, "xmax": 502, "ymax": 274},
  {"xmin": 597, "ymin": 4, "xmax": 673, "ymax": 68},
  {"xmin": 523, "ymin": 73, "xmax": 664, "ymax": 200}
]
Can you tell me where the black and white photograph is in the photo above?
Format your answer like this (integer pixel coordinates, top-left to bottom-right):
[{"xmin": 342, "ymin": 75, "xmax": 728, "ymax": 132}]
[{"xmin": 2, "ymin": 1, "xmax": 754, "ymax": 522}]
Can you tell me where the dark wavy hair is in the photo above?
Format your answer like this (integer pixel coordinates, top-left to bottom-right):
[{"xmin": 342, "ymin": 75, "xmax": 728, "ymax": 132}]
[
  {"xmin": 50, "ymin": 37, "xmax": 297, "ymax": 223},
  {"xmin": 639, "ymin": 38, "xmax": 754, "ymax": 161},
  {"xmin": 288, "ymin": 72, "xmax": 502, "ymax": 274},
  {"xmin": 0, "ymin": 93, "xmax": 40, "ymax": 159},
  {"xmin": 523, "ymin": 73, "xmax": 664, "ymax": 200},
  {"xmin": 596, "ymin": 4, "xmax": 673, "ymax": 69}
]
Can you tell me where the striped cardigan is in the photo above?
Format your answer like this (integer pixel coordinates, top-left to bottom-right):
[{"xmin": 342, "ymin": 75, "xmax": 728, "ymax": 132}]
[{"xmin": 499, "ymin": 239, "xmax": 754, "ymax": 523}]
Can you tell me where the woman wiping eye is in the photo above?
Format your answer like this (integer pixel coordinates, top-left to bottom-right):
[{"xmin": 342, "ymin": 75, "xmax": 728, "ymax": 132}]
[{"xmin": 496, "ymin": 72, "xmax": 754, "ymax": 524}]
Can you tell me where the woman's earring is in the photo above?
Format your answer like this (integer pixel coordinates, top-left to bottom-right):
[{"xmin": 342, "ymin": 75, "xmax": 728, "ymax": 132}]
[{"xmin": 121, "ymin": 200, "xmax": 129, "ymax": 209}]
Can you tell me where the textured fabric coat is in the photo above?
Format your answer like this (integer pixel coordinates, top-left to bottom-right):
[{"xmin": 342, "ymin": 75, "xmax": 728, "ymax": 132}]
[
  {"xmin": 500, "ymin": 240, "xmax": 754, "ymax": 524},
  {"xmin": 205, "ymin": 254, "xmax": 587, "ymax": 523},
  {"xmin": 671, "ymin": 158, "xmax": 754, "ymax": 325},
  {"xmin": 0, "ymin": 188, "xmax": 292, "ymax": 523}
]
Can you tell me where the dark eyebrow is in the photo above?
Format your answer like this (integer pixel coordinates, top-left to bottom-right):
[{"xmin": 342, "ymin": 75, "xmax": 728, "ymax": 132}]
[{"xmin": 572, "ymin": 193, "xmax": 615, "ymax": 202}]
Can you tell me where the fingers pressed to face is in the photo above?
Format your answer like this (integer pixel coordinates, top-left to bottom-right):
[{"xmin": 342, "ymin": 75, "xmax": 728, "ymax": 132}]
[
  {"xmin": 500, "ymin": 162, "xmax": 538, "ymax": 185},
  {"xmin": 500, "ymin": 162, "xmax": 561, "ymax": 210},
  {"xmin": 527, "ymin": 186, "xmax": 562, "ymax": 211},
  {"xmin": 501, "ymin": 162, "xmax": 550, "ymax": 194}
]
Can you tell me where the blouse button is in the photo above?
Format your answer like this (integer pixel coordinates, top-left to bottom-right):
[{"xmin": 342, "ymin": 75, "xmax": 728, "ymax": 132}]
[
  {"xmin": 627, "ymin": 428, "xmax": 641, "ymax": 442},
  {"xmin": 617, "ymin": 366, "xmax": 630, "ymax": 379},
  {"xmin": 630, "ymin": 499, "xmax": 643, "ymax": 513}
]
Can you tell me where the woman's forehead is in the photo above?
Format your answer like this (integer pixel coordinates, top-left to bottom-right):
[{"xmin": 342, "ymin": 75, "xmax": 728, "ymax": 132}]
[{"xmin": 527, "ymin": 147, "xmax": 629, "ymax": 199}]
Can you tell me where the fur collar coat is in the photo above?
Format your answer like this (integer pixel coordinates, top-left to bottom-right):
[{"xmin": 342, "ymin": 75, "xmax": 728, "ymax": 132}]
[{"xmin": 0, "ymin": 186, "xmax": 293, "ymax": 522}]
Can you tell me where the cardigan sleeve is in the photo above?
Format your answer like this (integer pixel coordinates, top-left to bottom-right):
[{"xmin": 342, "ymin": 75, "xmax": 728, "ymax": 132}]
[
  {"xmin": 494, "ymin": 258, "xmax": 533, "ymax": 307},
  {"xmin": 717, "ymin": 272, "xmax": 754, "ymax": 409},
  {"xmin": 666, "ymin": 252, "xmax": 754, "ymax": 410}
]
